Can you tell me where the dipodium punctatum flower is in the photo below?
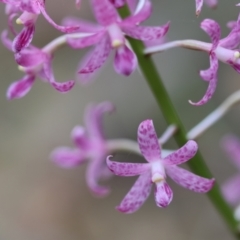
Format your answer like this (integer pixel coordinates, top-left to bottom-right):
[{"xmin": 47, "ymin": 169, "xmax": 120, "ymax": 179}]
[
  {"xmin": 1, "ymin": 0, "xmax": 79, "ymax": 53},
  {"xmin": 64, "ymin": 0, "xmax": 169, "ymax": 82},
  {"xmin": 107, "ymin": 120, "xmax": 214, "ymax": 213},
  {"xmin": 1, "ymin": 31, "xmax": 75, "ymax": 99},
  {"xmin": 145, "ymin": 14, "xmax": 240, "ymax": 106},
  {"xmin": 51, "ymin": 102, "xmax": 115, "ymax": 196},
  {"xmin": 195, "ymin": 0, "xmax": 218, "ymax": 16}
]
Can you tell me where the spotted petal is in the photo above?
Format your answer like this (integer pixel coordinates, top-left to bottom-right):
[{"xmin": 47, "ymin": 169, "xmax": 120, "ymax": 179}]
[
  {"xmin": 154, "ymin": 181, "xmax": 173, "ymax": 208},
  {"xmin": 163, "ymin": 140, "xmax": 198, "ymax": 165},
  {"xmin": 6, "ymin": 74, "xmax": 35, "ymax": 100},
  {"xmin": 222, "ymin": 174, "xmax": 240, "ymax": 206},
  {"xmin": 166, "ymin": 165, "xmax": 215, "ymax": 193},
  {"xmin": 190, "ymin": 53, "xmax": 218, "ymax": 106},
  {"xmin": 116, "ymin": 171, "xmax": 152, "ymax": 213},
  {"xmin": 138, "ymin": 119, "xmax": 161, "ymax": 162},
  {"xmin": 106, "ymin": 157, "xmax": 150, "ymax": 176},
  {"xmin": 114, "ymin": 44, "xmax": 137, "ymax": 76}
]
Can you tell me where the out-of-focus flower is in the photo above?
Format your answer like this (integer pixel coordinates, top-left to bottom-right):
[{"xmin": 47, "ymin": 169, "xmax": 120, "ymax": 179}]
[
  {"xmin": 1, "ymin": 30, "xmax": 75, "ymax": 99},
  {"xmin": 63, "ymin": 0, "xmax": 169, "ymax": 83},
  {"xmin": 107, "ymin": 119, "xmax": 214, "ymax": 213},
  {"xmin": 221, "ymin": 135, "xmax": 240, "ymax": 207},
  {"xmin": 51, "ymin": 102, "xmax": 115, "ymax": 197},
  {"xmin": 195, "ymin": 0, "xmax": 218, "ymax": 16},
  {"xmin": 145, "ymin": 15, "xmax": 240, "ymax": 106},
  {"xmin": 1, "ymin": 0, "xmax": 79, "ymax": 52}
]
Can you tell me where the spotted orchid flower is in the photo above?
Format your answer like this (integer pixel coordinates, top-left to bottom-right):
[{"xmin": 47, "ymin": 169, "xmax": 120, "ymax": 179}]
[
  {"xmin": 195, "ymin": 0, "xmax": 218, "ymax": 16},
  {"xmin": 1, "ymin": 0, "xmax": 78, "ymax": 53},
  {"xmin": 145, "ymin": 15, "xmax": 240, "ymax": 106},
  {"xmin": 1, "ymin": 30, "xmax": 75, "ymax": 99},
  {"xmin": 51, "ymin": 102, "xmax": 115, "ymax": 197},
  {"xmin": 107, "ymin": 120, "xmax": 214, "ymax": 213},
  {"xmin": 221, "ymin": 135, "xmax": 240, "ymax": 207},
  {"xmin": 63, "ymin": 0, "xmax": 169, "ymax": 83}
]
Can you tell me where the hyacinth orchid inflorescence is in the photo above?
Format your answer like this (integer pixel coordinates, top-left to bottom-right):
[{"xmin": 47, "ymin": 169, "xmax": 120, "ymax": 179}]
[
  {"xmin": 1, "ymin": 0, "xmax": 79, "ymax": 53},
  {"xmin": 63, "ymin": 0, "xmax": 169, "ymax": 82},
  {"xmin": 107, "ymin": 120, "xmax": 214, "ymax": 213},
  {"xmin": 145, "ymin": 12, "xmax": 240, "ymax": 106}
]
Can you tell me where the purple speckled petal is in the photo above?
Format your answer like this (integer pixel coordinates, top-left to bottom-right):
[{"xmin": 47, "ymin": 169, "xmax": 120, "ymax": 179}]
[
  {"xmin": 190, "ymin": 53, "xmax": 218, "ymax": 106},
  {"xmin": 138, "ymin": 119, "xmax": 161, "ymax": 162},
  {"xmin": 126, "ymin": 0, "xmax": 138, "ymax": 13},
  {"xmin": 86, "ymin": 155, "xmax": 110, "ymax": 197},
  {"xmin": 91, "ymin": 0, "xmax": 119, "ymax": 26},
  {"xmin": 43, "ymin": 57, "xmax": 75, "ymax": 93},
  {"xmin": 195, "ymin": 0, "xmax": 203, "ymax": 16},
  {"xmin": 114, "ymin": 44, "xmax": 137, "ymax": 76},
  {"xmin": 200, "ymin": 19, "xmax": 220, "ymax": 51},
  {"xmin": 221, "ymin": 135, "xmax": 240, "ymax": 170},
  {"xmin": 84, "ymin": 101, "xmax": 114, "ymax": 140},
  {"xmin": 166, "ymin": 165, "xmax": 215, "ymax": 193},
  {"xmin": 109, "ymin": 0, "xmax": 125, "ymax": 8},
  {"xmin": 163, "ymin": 140, "xmax": 198, "ymax": 166},
  {"xmin": 154, "ymin": 181, "xmax": 173, "ymax": 208},
  {"xmin": 6, "ymin": 74, "xmax": 35, "ymax": 100},
  {"xmin": 50, "ymin": 147, "xmax": 84, "ymax": 168},
  {"xmin": 79, "ymin": 35, "xmax": 111, "ymax": 74},
  {"xmin": 15, "ymin": 48, "xmax": 47, "ymax": 67},
  {"xmin": 220, "ymin": 13, "xmax": 240, "ymax": 49},
  {"xmin": 121, "ymin": 0, "xmax": 152, "ymax": 25},
  {"xmin": 116, "ymin": 171, "xmax": 152, "ymax": 213},
  {"xmin": 67, "ymin": 31, "xmax": 105, "ymax": 49},
  {"xmin": 12, "ymin": 24, "xmax": 35, "ymax": 52},
  {"xmin": 71, "ymin": 125, "xmax": 89, "ymax": 150},
  {"xmin": 122, "ymin": 22, "xmax": 170, "ymax": 41},
  {"xmin": 106, "ymin": 157, "xmax": 150, "ymax": 176},
  {"xmin": 222, "ymin": 174, "xmax": 240, "ymax": 206}
]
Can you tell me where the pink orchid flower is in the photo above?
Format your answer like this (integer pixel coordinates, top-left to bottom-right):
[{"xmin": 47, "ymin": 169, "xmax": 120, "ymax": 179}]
[
  {"xmin": 107, "ymin": 120, "xmax": 214, "ymax": 213},
  {"xmin": 145, "ymin": 15, "xmax": 240, "ymax": 106},
  {"xmin": 1, "ymin": 30, "xmax": 75, "ymax": 99},
  {"xmin": 1, "ymin": 0, "xmax": 78, "ymax": 52},
  {"xmin": 51, "ymin": 102, "xmax": 114, "ymax": 197},
  {"xmin": 63, "ymin": 0, "xmax": 169, "ymax": 83},
  {"xmin": 221, "ymin": 135, "xmax": 240, "ymax": 207},
  {"xmin": 195, "ymin": 0, "xmax": 218, "ymax": 16}
]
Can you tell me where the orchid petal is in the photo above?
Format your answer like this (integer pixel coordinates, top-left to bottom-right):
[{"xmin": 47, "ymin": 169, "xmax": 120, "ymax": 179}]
[
  {"xmin": 122, "ymin": 22, "xmax": 170, "ymax": 42},
  {"xmin": 227, "ymin": 21, "xmax": 237, "ymax": 30},
  {"xmin": 195, "ymin": 0, "xmax": 203, "ymax": 16},
  {"xmin": 67, "ymin": 31, "xmax": 105, "ymax": 49},
  {"xmin": 12, "ymin": 24, "xmax": 35, "ymax": 52},
  {"xmin": 138, "ymin": 119, "xmax": 161, "ymax": 162},
  {"xmin": 201, "ymin": 19, "xmax": 220, "ymax": 51},
  {"xmin": 114, "ymin": 44, "xmax": 137, "ymax": 76},
  {"xmin": 221, "ymin": 135, "xmax": 240, "ymax": 170},
  {"xmin": 116, "ymin": 171, "xmax": 152, "ymax": 213},
  {"xmin": 166, "ymin": 165, "xmax": 215, "ymax": 193},
  {"xmin": 220, "ymin": 13, "xmax": 240, "ymax": 49},
  {"xmin": 86, "ymin": 155, "xmax": 110, "ymax": 196},
  {"xmin": 15, "ymin": 48, "xmax": 47, "ymax": 67},
  {"xmin": 84, "ymin": 101, "xmax": 114, "ymax": 140},
  {"xmin": 43, "ymin": 58, "xmax": 75, "ymax": 93},
  {"xmin": 6, "ymin": 74, "xmax": 35, "ymax": 100},
  {"xmin": 106, "ymin": 157, "xmax": 150, "ymax": 176},
  {"xmin": 205, "ymin": 0, "xmax": 218, "ymax": 8},
  {"xmin": 91, "ymin": 0, "xmax": 119, "ymax": 26},
  {"xmin": 163, "ymin": 140, "xmax": 198, "ymax": 165},
  {"xmin": 222, "ymin": 174, "xmax": 240, "ymax": 206},
  {"xmin": 71, "ymin": 125, "xmax": 89, "ymax": 150},
  {"xmin": 109, "ymin": 0, "xmax": 125, "ymax": 8},
  {"xmin": 190, "ymin": 53, "xmax": 218, "ymax": 106},
  {"xmin": 154, "ymin": 181, "xmax": 173, "ymax": 208},
  {"xmin": 50, "ymin": 147, "xmax": 84, "ymax": 168},
  {"xmin": 1, "ymin": 30, "xmax": 13, "ymax": 51},
  {"xmin": 79, "ymin": 35, "xmax": 111, "ymax": 74},
  {"xmin": 121, "ymin": 0, "xmax": 152, "ymax": 25}
]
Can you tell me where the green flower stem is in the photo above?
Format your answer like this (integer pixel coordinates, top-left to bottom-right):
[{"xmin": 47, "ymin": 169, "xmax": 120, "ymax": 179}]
[{"xmin": 119, "ymin": 6, "xmax": 240, "ymax": 238}]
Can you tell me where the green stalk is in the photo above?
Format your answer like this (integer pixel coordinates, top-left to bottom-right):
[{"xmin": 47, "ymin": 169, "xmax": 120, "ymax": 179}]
[{"xmin": 119, "ymin": 6, "xmax": 240, "ymax": 238}]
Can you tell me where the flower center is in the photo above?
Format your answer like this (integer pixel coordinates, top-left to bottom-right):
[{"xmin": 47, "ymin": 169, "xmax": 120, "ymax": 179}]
[
  {"xmin": 107, "ymin": 23, "xmax": 125, "ymax": 48},
  {"xmin": 151, "ymin": 161, "xmax": 166, "ymax": 183}
]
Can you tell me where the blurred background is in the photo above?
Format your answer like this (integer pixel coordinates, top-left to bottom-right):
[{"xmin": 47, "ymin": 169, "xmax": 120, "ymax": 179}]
[{"xmin": 0, "ymin": 0, "xmax": 239, "ymax": 239}]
